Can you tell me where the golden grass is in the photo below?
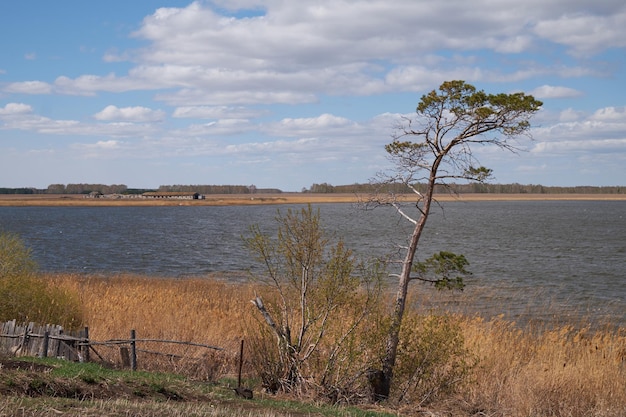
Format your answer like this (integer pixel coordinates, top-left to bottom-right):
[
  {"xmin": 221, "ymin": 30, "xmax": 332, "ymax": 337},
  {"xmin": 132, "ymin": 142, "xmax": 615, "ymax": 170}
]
[
  {"xmin": 49, "ymin": 273, "xmax": 257, "ymax": 379},
  {"xmin": 48, "ymin": 273, "xmax": 626, "ymax": 416},
  {"xmin": 2, "ymin": 192, "xmax": 626, "ymax": 207},
  {"xmin": 460, "ymin": 316, "xmax": 626, "ymax": 416}
]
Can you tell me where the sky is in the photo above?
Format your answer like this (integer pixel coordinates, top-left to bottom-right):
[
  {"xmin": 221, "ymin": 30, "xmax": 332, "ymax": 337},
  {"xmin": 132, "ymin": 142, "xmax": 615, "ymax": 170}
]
[{"xmin": 1, "ymin": 1, "xmax": 625, "ymax": 191}]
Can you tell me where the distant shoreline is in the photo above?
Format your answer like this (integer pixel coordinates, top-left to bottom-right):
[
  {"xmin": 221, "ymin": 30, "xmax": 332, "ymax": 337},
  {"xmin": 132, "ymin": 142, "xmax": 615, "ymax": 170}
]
[{"xmin": 1, "ymin": 192, "xmax": 625, "ymax": 207}]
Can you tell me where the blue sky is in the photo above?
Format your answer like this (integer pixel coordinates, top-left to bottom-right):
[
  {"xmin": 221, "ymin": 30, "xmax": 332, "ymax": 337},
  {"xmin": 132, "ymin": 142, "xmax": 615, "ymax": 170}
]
[{"xmin": 1, "ymin": 1, "xmax": 625, "ymax": 191}]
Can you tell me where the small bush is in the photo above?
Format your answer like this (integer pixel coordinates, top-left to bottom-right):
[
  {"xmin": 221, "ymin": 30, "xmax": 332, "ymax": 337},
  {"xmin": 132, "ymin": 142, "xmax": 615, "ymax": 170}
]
[
  {"xmin": 393, "ymin": 313, "xmax": 474, "ymax": 405},
  {"xmin": 243, "ymin": 206, "xmax": 385, "ymax": 399},
  {"xmin": 0, "ymin": 231, "xmax": 83, "ymax": 328},
  {"xmin": 0, "ymin": 231, "xmax": 37, "ymax": 278}
]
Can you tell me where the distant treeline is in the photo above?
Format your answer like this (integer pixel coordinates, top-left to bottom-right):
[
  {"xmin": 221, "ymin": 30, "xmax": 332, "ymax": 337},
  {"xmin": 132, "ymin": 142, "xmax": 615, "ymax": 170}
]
[
  {"xmin": 46, "ymin": 184, "xmax": 132, "ymax": 194},
  {"xmin": 158, "ymin": 184, "xmax": 282, "ymax": 194},
  {"xmin": 0, "ymin": 187, "xmax": 38, "ymax": 194},
  {"xmin": 305, "ymin": 182, "xmax": 625, "ymax": 194},
  {"xmin": 0, "ymin": 184, "xmax": 137, "ymax": 195},
  {"xmin": 0, "ymin": 183, "xmax": 281, "ymax": 195},
  {"xmin": 1, "ymin": 182, "xmax": 624, "ymax": 195}
]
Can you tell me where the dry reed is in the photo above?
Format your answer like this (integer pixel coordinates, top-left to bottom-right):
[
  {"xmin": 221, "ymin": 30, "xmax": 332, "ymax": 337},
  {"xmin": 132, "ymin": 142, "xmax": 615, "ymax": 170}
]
[
  {"xmin": 48, "ymin": 273, "xmax": 626, "ymax": 416},
  {"xmin": 49, "ymin": 273, "xmax": 257, "ymax": 379},
  {"xmin": 459, "ymin": 316, "xmax": 626, "ymax": 416}
]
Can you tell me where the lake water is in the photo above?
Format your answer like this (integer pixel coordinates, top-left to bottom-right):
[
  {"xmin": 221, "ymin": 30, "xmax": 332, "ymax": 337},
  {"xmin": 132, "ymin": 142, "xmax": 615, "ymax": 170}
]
[{"xmin": 1, "ymin": 201, "xmax": 625, "ymax": 325}]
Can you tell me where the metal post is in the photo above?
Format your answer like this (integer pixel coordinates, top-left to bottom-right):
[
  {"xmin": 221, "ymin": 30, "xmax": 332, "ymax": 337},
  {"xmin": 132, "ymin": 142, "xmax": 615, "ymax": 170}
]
[
  {"xmin": 130, "ymin": 329, "xmax": 137, "ymax": 371},
  {"xmin": 238, "ymin": 339, "xmax": 244, "ymax": 388}
]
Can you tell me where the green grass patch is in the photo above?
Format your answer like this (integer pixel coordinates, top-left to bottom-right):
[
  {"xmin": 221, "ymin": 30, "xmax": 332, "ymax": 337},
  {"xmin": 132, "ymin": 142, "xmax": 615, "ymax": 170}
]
[{"xmin": 0, "ymin": 356, "xmax": 397, "ymax": 417}]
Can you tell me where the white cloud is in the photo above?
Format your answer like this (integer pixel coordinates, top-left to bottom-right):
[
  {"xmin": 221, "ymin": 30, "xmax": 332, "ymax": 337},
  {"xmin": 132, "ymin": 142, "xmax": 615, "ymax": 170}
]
[
  {"xmin": 530, "ymin": 85, "xmax": 583, "ymax": 99},
  {"xmin": 2, "ymin": 0, "xmax": 626, "ymax": 189},
  {"xmin": 533, "ymin": 8, "xmax": 626, "ymax": 56},
  {"xmin": 24, "ymin": 53, "xmax": 36, "ymax": 60},
  {"xmin": 531, "ymin": 105, "xmax": 626, "ymax": 157},
  {"xmin": 70, "ymin": 140, "xmax": 128, "ymax": 159},
  {"xmin": 7, "ymin": 1, "xmax": 622, "ymax": 104},
  {"xmin": 93, "ymin": 105, "xmax": 165, "ymax": 122},
  {"xmin": 1, "ymin": 1, "xmax": 593, "ymax": 103},
  {"xmin": 532, "ymin": 138, "xmax": 626, "ymax": 153},
  {"xmin": 53, "ymin": 69, "xmax": 172, "ymax": 95},
  {"xmin": 0, "ymin": 102, "xmax": 33, "ymax": 115},
  {"xmin": 279, "ymin": 113, "xmax": 354, "ymax": 129},
  {"xmin": 265, "ymin": 114, "xmax": 358, "ymax": 137},
  {"xmin": 0, "ymin": 103, "xmax": 160, "ymax": 138},
  {"xmin": 558, "ymin": 108, "xmax": 586, "ymax": 122},
  {"xmin": 175, "ymin": 119, "xmax": 254, "ymax": 136},
  {"xmin": 172, "ymin": 106, "xmax": 267, "ymax": 119},
  {"xmin": 4, "ymin": 81, "xmax": 52, "ymax": 94},
  {"xmin": 156, "ymin": 88, "xmax": 317, "ymax": 106},
  {"xmin": 590, "ymin": 106, "xmax": 626, "ymax": 122},
  {"xmin": 92, "ymin": 140, "xmax": 122, "ymax": 149}
]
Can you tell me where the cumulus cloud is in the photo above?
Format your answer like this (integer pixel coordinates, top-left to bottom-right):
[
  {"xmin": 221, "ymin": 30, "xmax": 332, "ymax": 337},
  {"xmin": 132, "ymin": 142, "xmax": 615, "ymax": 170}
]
[
  {"xmin": 0, "ymin": 102, "xmax": 33, "ymax": 115},
  {"xmin": 6, "ymin": 1, "xmax": 622, "ymax": 104},
  {"xmin": 530, "ymin": 85, "xmax": 583, "ymax": 99},
  {"xmin": 172, "ymin": 106, "xmax": 267, "ymax": 119},
  {"xmin": 531, "ymin": 105, "xmax": 626, "ymax": 158},
  {"xmin": 4, "ymin": 81, "xmax": 52, "ymax": 94},
  {"xmin": 175, "ymin": 119, "xmax": 254, "ymax": 136},
  {"xmin": 0, "ymin": 103, "xmax": 160, "ymax": 138},
  {"xmin": 93, "ymin": 105, "xmax": 165, "ymax": 122},
  {"xmin": 558, "ymin": 108, "xmax": 586, "ymax": 122},
  {"xmin": 91, "ymin": 140, "xmax": 122, "ymax": 149},
  {"xmin": 265, "ymin": 114, "xmax": 358, "ymax": 137},
  {"xmin": 2, "ymin": 0, "xmax": 626, "ymax": 189},
  {"xmin": 590, "ymin": 106, "xmax": 626, "ymax": 122},
  {"xmin": 533, "ymin": 8, "xmax": 626, "ymax": 56},
  {"xmin": 157, "ymin": 88, "xmax": 317, "ymax": 106},
  {"xmin": 70, "ymin": 140, "xmax": 129, "ymax": 159},
  {"xmin": 532, "ymin": 138, "xmax": 626, "ymax": 153},
  {"xmin": 2, "ymin": 1, "xmax": 602, "ymax": 103}
]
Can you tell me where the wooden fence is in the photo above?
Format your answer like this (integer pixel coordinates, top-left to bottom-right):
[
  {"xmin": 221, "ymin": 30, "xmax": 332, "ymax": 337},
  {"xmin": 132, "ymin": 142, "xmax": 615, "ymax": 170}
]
[
  {"xmin": 0, "ymin": 320, "xmax": 223, "ymax": 371},
  {"xmin": 0, "ymin": 320, "xmax": 87, "ymax": 361}
]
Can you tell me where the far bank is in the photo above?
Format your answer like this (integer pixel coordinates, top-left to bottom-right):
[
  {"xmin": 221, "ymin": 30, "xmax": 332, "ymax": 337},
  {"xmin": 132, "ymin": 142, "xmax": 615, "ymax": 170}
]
[{"xmin": 1, "ymin": 192, "xmax": 626, "ymax": 207}]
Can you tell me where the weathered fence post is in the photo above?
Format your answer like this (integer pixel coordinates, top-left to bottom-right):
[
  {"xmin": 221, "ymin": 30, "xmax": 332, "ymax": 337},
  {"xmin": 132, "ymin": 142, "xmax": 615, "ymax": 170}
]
[
  {"xmin": 55, "ymin": 329, "xmax": 63, "ymax": 358},
  {"xmin": 17, "ymin": 327, "xmax": 29, "ymax": 356},
  {"xmin": 40, "ymin": 331, "xmax": 50, "ymax": 358},
  {"xmin": 120, "ymin": 347, "xmax": 130, "ymax": 368},
  {"xmin": 130, "ymin": 329, "xmax": 137, "ymax": 371},
  {"xmin": 82, "ymin": 326, "xmax": 90, "ymax": 363}
]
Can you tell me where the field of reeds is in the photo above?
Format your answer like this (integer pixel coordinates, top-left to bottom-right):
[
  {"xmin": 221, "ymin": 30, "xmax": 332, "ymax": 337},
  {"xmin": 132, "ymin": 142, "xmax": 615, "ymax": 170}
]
[{"xmin": 44, "ymin": 272, "xmax": 626, "ymax": 417}]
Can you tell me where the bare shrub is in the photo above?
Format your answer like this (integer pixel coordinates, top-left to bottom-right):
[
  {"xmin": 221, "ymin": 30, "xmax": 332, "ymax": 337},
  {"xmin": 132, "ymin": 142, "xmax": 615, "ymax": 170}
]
[{"xmin": 244, "ymin": 205, "xmax": 384, "ymax": 398}]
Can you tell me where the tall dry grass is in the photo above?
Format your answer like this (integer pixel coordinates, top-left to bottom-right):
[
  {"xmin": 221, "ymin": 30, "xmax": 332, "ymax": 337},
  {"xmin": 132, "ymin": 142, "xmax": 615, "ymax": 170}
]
[
  {"xmin": 50, "ymin": 273, "xmax": 257, "ymax": 380},
  {"xmin": 460, "ymin": 316, "xmax": 626, "ymax": 416},
  {"xmin": 48, "ymin": 273, "xmax": 626, "ymax": 416}
]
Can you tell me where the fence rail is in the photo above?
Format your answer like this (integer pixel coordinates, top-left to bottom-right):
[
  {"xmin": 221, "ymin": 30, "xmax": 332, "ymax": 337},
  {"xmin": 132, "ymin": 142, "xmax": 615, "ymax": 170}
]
[
  {"xmin": 0, "ymin": 320, "xmax": 222, "ymax": 371},
  {"xmin": 0, "ymin": 320, "xmax": 87, "ymax": 361}
]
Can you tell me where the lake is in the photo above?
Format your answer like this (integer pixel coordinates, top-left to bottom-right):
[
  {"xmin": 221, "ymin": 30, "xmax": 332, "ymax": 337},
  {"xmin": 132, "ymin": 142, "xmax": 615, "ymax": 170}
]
[{"xmin": 1, "ymin": 200, "xmax": 625, "ymax": 325}]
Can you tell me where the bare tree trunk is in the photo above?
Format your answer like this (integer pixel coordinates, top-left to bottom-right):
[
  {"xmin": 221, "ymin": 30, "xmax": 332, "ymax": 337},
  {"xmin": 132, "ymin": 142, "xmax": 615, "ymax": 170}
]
[{"xmin": 375, "ymin": 168, "xmax": 439, "ymax": 400}]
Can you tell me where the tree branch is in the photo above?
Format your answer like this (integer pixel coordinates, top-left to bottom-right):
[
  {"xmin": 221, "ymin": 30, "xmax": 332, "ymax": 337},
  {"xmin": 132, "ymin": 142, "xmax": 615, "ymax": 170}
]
[{"xmin": 251, "ymin": 296, "xmax": 286, "ymax": 341}]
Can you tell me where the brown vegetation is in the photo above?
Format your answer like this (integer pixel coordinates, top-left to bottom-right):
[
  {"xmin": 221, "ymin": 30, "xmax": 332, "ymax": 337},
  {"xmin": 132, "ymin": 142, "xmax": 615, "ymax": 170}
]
[
  {"xmin": 39, "ymin": 273, "xmax": 626, "ymax": 416},
  {"xmin": 1, "ymin": 192, "xmax": 625, "ymax": 207}
]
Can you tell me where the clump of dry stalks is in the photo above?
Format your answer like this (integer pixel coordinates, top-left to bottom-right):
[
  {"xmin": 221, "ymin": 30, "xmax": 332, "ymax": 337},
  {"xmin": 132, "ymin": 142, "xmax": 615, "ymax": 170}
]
[{"xmin": 49, "ymin": 273, "xmax": 626, "ymax": 416}]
